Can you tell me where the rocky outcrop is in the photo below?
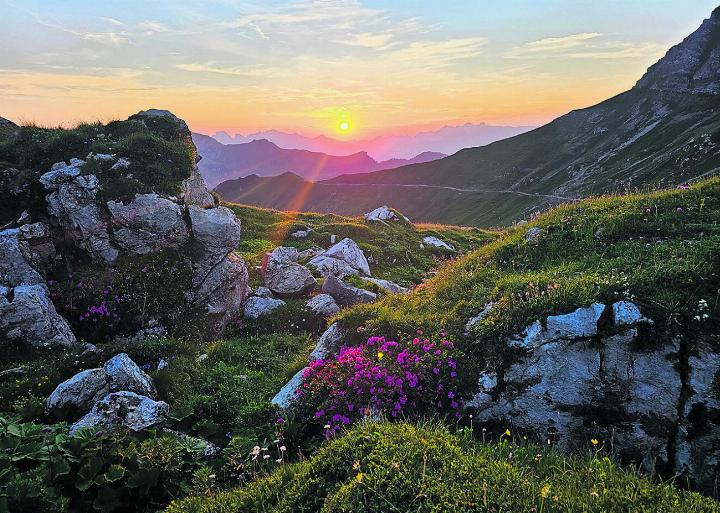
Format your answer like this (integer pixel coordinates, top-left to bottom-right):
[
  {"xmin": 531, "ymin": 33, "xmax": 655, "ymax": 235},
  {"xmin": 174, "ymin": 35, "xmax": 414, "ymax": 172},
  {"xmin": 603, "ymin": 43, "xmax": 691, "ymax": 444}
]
[
  {"xmin": 364, "ymin": 206, "xmax": 408, "ymax": 223},
  {"xmin": 308, "ymin": 238, "xmax": 371, "ymax": 277},
  {"xmin": 70, "ymin": 391, "xmax": 169, "ymax": 435},
  {"xmin": 305, "ymin": 294, "xmax": 340, "ymax": 317},
  {"xmin": 309, "ymin": 322, "xmax": 345, "ymax": 361},
  {"xmin": 468, "ymin": 300, "xmax": 720, "ymax": 492},
  {"xmin": 1, "ymin": 110, "xmax": 251, "ymax": 344},
  {"xmin": 271, "ymin": 368, "xmax": 306, "ymax": 409},
  {"xmin": 0, "ymin": 228, "xmax": 75, "ymax": 347},
  {"xmin": 47, "ymin": 353, "xmax": 156, "ymax": 418},
  {"xmin": 321, "ymin": 274, "xmax": 376, "ymax": 307}
]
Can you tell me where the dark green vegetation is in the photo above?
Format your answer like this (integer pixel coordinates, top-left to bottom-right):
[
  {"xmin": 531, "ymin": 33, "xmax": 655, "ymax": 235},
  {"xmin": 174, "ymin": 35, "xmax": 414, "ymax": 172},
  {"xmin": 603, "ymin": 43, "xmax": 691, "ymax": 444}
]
[
  {"xmin": 166, "ymin": 422, "xmax": 719, "ymax": 513},
  {"xmin": 215, "ymin": 9, "xmax": 720, "ymax": 227},
  {"xmin": 0, "ymin": 333, "xmax": 313, "ymax": 513},
  {"xmin": 336, "ymin": 179, "xmax": 720, "ymax": 363},
  {"xmin": 0, "ymin": 114, "xmax": 194, "ymax": 225}
]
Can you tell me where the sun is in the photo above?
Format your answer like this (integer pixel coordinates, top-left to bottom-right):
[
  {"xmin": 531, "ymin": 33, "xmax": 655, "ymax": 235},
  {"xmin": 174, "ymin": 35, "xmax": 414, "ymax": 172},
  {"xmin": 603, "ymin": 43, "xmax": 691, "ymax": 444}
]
[{"xmin": 339, "ymin": 121, "xmax": 350, "ymax": 132}]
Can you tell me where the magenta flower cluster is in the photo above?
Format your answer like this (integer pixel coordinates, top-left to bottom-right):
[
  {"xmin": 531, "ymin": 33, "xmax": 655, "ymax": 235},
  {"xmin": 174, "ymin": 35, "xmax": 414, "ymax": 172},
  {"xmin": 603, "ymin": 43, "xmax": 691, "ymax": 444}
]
[{"xmin": 297, "ymin": 333, "xmax": 464, "ymax": 434}]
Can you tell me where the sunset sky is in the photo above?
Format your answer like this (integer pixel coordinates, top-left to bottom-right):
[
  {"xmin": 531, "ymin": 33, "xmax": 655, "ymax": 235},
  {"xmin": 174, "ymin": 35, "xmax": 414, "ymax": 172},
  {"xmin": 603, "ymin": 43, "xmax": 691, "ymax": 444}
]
[{"xmin": 1, "ymin": 0, "xmax": 717, "ymax": 138}]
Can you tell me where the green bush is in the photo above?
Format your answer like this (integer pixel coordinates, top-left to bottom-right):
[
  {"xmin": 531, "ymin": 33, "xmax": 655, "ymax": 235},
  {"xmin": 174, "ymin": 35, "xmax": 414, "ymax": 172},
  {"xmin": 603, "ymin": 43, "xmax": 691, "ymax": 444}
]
[{"xmin": 165, "ymin": 421, "xmax": 719, "ymax": 513}]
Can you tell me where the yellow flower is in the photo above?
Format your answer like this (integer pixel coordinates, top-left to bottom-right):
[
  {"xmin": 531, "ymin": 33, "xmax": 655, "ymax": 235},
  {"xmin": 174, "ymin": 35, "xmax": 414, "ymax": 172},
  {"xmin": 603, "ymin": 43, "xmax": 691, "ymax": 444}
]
[
  {"xmin": 591, "ymin": 438, "xmax": 599, "ymax": 446},
  {"xmin": 377, "ymin": 352, "xmax": 384, "ymax": 360},
  {"xmin": 356, "ymin": 472, "xmax": 364, "ymax": 482},
  {"xmin": 540, "ymin": 484, "xmax": 551, "ymax": 499},
  {"xmin": 504, "ymin": 429, "xmax": 511, "ymax": 437}
]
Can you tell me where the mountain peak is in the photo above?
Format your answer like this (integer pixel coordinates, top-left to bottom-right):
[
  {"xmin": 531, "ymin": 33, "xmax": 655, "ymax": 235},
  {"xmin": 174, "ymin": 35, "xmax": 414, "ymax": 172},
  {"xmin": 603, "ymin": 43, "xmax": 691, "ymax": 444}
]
[{"xmin": 635, "ymin": 9, "xmax": 720, "ymax": 94}]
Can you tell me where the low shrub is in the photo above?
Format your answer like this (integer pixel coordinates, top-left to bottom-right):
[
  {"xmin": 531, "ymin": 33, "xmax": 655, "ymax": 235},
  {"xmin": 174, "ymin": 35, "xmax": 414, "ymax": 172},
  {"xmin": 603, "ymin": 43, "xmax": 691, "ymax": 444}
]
[{"xmin": 296, "ymin": 334, "xmax": 466, "ymax": 434}]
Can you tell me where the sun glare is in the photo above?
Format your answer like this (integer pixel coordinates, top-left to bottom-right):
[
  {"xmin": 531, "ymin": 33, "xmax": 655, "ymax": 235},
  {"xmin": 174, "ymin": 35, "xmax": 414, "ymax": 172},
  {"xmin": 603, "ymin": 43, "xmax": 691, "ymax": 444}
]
[{"xmin": 339, "ymin": 121, "xmax": 350, "ymax": 132}]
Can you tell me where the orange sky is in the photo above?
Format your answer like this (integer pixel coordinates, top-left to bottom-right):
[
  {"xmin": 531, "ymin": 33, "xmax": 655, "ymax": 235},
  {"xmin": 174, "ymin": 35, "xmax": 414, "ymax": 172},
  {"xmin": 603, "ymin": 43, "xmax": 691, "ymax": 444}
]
[{"xmin": 1, "ymin": 1, "xmax": 717, "ymax": 138}]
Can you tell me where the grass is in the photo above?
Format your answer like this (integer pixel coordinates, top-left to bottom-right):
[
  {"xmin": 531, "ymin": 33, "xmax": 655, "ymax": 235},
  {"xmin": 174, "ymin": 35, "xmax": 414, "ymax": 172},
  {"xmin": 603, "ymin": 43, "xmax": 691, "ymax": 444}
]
[
  {"xmin": 225, "ymin": 203, "xmax": 495, "ymax": 287},
  {"xmin": 334, "ymin": 178, "xmax": 720, "ymax": 365},
  {"xmin": 165, "ymin": 421, "xmax": 720, "ymax": 513}
]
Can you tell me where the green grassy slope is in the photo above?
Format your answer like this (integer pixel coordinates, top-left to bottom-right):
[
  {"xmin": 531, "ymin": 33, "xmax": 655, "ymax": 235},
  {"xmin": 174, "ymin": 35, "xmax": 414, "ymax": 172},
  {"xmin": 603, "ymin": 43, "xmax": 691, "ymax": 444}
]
[
  {"xmin": 166, "ymin": 422, "xmax": 719, "ymax": 513},
  {"xmin": 333, "ymin": 178, "xmax": 720, "ymax": 362}
]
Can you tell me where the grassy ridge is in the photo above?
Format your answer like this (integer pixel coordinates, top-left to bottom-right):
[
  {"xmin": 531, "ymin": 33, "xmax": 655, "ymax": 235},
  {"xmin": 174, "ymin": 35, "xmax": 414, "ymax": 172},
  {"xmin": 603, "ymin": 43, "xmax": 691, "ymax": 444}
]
[{"xmin": 332, "ymin": 179, "xmax": 720, "ymax": 362}]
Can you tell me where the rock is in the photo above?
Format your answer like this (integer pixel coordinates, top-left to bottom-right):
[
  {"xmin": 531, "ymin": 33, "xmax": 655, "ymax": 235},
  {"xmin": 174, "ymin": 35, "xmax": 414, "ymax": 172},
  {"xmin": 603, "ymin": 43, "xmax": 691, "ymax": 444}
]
[
  {"xmin": 422, "ymin": 236, "xmax": 454, "ymax": 250},
  {"xmin": 309, "ymin": 322, "xmax": 345, "ymax": 361},
  {"xmin": 306, "ymin": 294, "xmax": 340, "ymax": 317},
  {"xmin": 545, "ymin": 303, "xmax": 605, "ymax": 340},
  {"xmin": 364, "ymin": 206, "xmax": 408, "ymax": 222},
  {"xmin": 111, "ymin": 321, "xmax": 166, "ymax": 345},
  {"xmin": 111, "ymin": 158, "xmax": 130, "ymax": 170},
  {"xmin": 243, "ymin": 296, "xmax": 286, "ymax": 319},
  {"xmin": 188, "ymin": 206, "xmax": 242, "ymax": 267},
  {"xmin": 675, "ymin": 345, "xmax": 720, "ymax": 491},
  {"xmin": 103, "ymin": 353, "xmax": 156, "ymax": 397},
  {"xmin": 269, "ymin": 246, "xmax": 299, "ymax": 264},
  {"xmin": 0, "ymin": 228, "xmax": 45, "ymax": 287},
  {"xmin": 16, "ymin": 222, "xmax": 55, "ymax": 269},
  {"xmin": 523, "ymin": 227, "xmax": 543, "ymax": 244},
  {"xmin": 466, "ymin": 371, "xmax": 497, "ymax": 409},
  {"xmin": 108, "ymin": 194, "xmax": 189, "ymax": 254},
  {"xmin": 506, "ymin": 320, "xmax": 544, "ymax": 349},
  {"xmin": 365, "ymin": 278, "xmax": 408, "ymax": 294},
  {"xmin": 297, "ymin": 247, "xmax": 323, "ymax": 261},
  {"xmin": 612, "ymin": 300, "xmax": 652, "ymax": 326},
  {"xmin": 70, "ymin": 391, "xmax": 169, "ymax": 434},
  {"xmin": 157, "ymin": 359, "xmax": 169, "ymax": 370},
  {"xmin": 0, "ymin": 284, "xmax": 77, "ymax": 348},
  {"xmin": 265, "ymin": 258, "xmax": 317, "ymax": 297},
  {"xmin": 308, "ymin": 238, "xmax": 370, "ymax": 277},
  {"xmin": 47, "ymin": 368, "xmax": 109, "ymax": 417},
  {"xmin": 321, "ymin": 274, "xmax": 376, "ymax": 307},
  {"xmin": 182, "ymin": 166, "xmax": 215, "ymax": 208},
  {"xmin": 330, "ymin": 234, "xmax": 337, "ymax": 244},
  {"xmin": 43, "ymin": 168, "xmax": 118, "ymax": 263},
  {"xmin": 254, "ymin": 286, "xmax": 274, "ymax": 298},
  {"xmin": 290, "ymin": 229, "xmax": 312, "ymax": 238},
  {"xmin": 465, "ymin": 303, "xmax": 495, "ymax": 332},
  {"xmin": 193, "ymin": 251, "xmax": 249, "ymax": 326},
  {"xmin": 271, "ymin": 368, "xmax": 306, "ymax": 409},
  {"xmin": 86, "ymin": 152, "xmax": 114, "ymax": 161},
  {"xmin": 39, "ymin": 161, "xmax": 82, "ymax": 189}
]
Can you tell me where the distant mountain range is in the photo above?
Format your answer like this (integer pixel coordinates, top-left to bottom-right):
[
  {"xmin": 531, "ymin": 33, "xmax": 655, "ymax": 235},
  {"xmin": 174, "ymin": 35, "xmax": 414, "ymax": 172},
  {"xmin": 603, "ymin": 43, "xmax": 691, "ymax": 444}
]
[
  {"xmin": 210, "ymin": 123, "xmax": 535, "ymax": 161},
  {"xmin": 215, "ymin": 7, "xmax": 720, "ymax": 227},
  {"xmin": 192, "ymin": 132, "xmax": 445, "ymax": 187}
]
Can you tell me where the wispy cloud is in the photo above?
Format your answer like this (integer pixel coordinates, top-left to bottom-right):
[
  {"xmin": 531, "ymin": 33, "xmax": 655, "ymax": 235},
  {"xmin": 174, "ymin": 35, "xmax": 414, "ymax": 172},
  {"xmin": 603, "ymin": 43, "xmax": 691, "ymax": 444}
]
[
  {"xmin": 507, "ymin": 32, "xmax": 662, "ymax": 60},
  {"xmin": 176, "ymin": 62, "xmax": 278, "ymax": 77},
  {"xmin": 333, "ymin": 32, "xmax": 394, "ymax": 50}
]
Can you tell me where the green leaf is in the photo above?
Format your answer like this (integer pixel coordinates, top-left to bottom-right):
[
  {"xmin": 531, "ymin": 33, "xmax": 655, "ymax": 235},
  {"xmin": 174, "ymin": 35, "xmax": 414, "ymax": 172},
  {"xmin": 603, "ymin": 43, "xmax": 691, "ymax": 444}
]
[
  {"xmin": 76, "ymin": 456, "xmax": 105, "ymax": 490},
  {"xmin": 50, "ymin": 456, "xmax": 71, "ymax": 479},
  {"xmin": 104, "ymin": 464, "xmax": 126, "ymax": 483}
]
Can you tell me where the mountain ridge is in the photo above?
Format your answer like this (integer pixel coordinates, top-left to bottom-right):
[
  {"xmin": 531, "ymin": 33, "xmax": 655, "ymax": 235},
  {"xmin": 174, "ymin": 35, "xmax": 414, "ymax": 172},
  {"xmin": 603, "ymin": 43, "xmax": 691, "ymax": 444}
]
[{"xmin": 216, "ymin": 8, "xmax": 720, "ymax": 227}]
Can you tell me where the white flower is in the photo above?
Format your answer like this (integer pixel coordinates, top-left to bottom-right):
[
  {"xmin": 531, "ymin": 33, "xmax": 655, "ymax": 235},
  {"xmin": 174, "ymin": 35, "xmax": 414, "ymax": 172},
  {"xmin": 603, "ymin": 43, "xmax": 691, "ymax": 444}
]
[{"xmin": 280, "ymin": 446, "xmax": 286, "ymax": 452}]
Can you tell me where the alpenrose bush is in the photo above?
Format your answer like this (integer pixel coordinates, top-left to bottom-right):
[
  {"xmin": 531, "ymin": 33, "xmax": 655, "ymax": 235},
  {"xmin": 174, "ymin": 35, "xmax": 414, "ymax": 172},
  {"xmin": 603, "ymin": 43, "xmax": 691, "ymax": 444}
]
[{"xmin": 296, "ymin": 334, "xmax": 465, "ymax": 434}]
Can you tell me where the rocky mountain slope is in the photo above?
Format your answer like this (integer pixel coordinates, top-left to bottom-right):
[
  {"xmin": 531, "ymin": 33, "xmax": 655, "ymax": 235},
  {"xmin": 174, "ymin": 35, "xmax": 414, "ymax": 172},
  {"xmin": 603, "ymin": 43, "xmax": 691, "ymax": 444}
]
[
  {"xmin": 192, "ymin": 133, "xmax": 445, "ymax": 187},
  {"xmin": 217, "ymin": 7, "xmax": 720, "ymax": 227}
]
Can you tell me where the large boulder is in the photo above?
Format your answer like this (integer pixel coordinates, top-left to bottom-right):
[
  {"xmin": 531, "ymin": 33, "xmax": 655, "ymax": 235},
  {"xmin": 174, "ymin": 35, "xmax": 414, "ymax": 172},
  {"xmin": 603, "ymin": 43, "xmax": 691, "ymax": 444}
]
[
  {"xmin": 265, "ymin": 259, "xmax": 316, "ymax": 297},
  {"xmin": 70, "ymin": 391, "xmax": 169, "ymax": 434},
  {"xmin": 103, "ymin": 353, "xmax": 156, "ymax": 396},
  {"xmin": 308, "ymin": 238, "xmax": 370, "ymax": 277},
  {"xmin": 108, "ymin": 194, "xmax": 189, "ymax": 254},
  {"xmin": 0, "ymin": 284, "xmax": 77, "ymax": 347},
  {"xmin": 321, "ymin": 274, "xmax": 376, "ymax": 307},
  {"xmin": 47, "ymin": 368, "xmax": 109, "ymax": 417},
  {"xmin": 193, "ymin": 251, "xmax": 249, "ymax": 324}
]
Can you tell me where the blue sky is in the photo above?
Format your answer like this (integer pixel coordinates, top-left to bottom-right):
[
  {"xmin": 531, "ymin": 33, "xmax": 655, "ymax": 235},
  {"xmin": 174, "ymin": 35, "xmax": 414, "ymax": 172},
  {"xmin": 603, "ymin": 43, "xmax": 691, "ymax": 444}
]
[{"xmin": 1, "ymin": 0, "xmax": 717, "ymax": 136}]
